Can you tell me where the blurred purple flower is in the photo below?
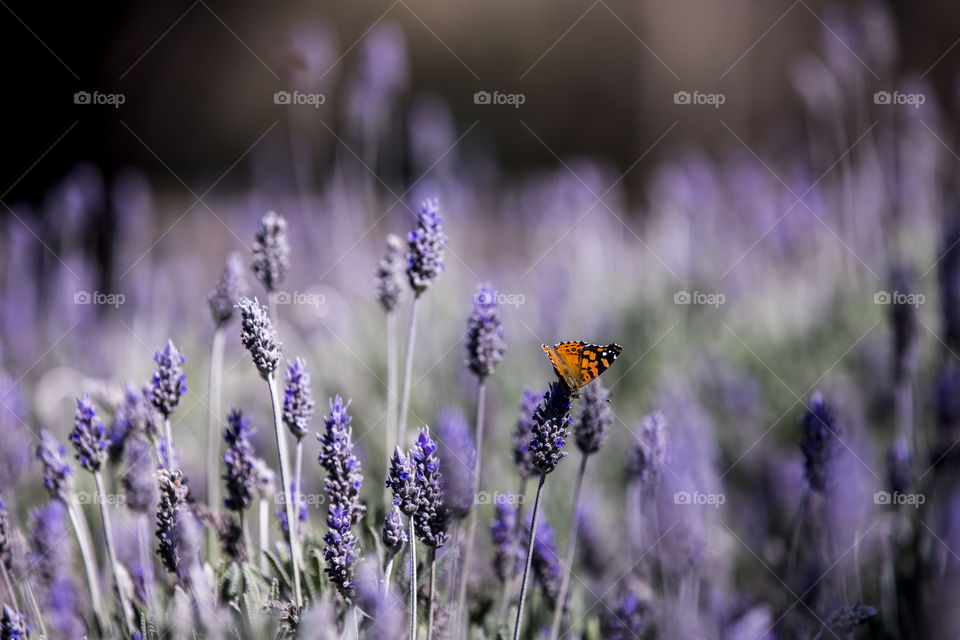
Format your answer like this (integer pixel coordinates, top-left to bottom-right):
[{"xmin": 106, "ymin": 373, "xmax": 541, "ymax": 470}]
[
  {"xmin": 437, "ymin": 408, "xmax": 475, "ymax": 520},
  {"xmin": 317, "ymin": 396, "xmax": 365, "ymax": 524},
  {"xmin": 70, "ymin": 395, "xmax": 107, "ymax": 473},
  {"xmin": 251, "ymin": 211, "xmax": 290, "ymax": 293},
  {"xmin": 465, "ymin": 284, "xmax": 505, "ymax": 378},
  {"xmin": 282, "ymin": 358, "xmax": 314, "ymax": 441},
  {"xmin": 800, "ymin": 392, "xmax": 839, "ymax": 493},
  {"xmin": 406, "ymin": 198, "xmax": 447, "ymax": 295},
  {"xmin": 627, "ymin": 411, "xmax": 668, "ymax": 487},
  {"xmin": 599, "ymin": 589, "xmax": 644, "ymax": 640},
  {"xmin": 575, "ymin": 381, "xmax": 612, "ymax": 455},
  {"xmin": 223, "ymin": 409, "xmax": 256, "ymax": 512},
  {"xmin": 37, "ymin": 430, "xmax": 73, "ymax": 501},
  {"xmin": 323, "ymin": 503, "xmax": 358, "ymax": 599},
  {"xmin": 531, "ymin": 517, "xmax": 562, "ymax": 609},
  {"xmin": 375, "ymin": 234, "xmax": 406, "ymax": 313},
  {"xmin": 122, "ymin": 436, "xmax": 157, "ymax": 514},
  {"xmin": 110, "ymin": 383, "xmax": 161, "ymax": 459},
  {"xmin": 0, "ymin": 604, "xmax": 28, "ymax": 640},
  {"xmin": 208, "ymin": 252, "xmax": 247, "ymax": 327},
  {"xmin": 490, "ymin": 499, "xmax": 520, "ymax": 582},
  {"xmin": 512, "ymin": 389, "xmax": 540, "ymax": 478},
  {"xmin": 411, "ymin": 427, "xmax": 449, "ymax": 548},
  {"xmin": 236, "ymin": 297, "xmax": 282, "ymax": 379},
  {"xmin": 528, "ymin": 382, "xmax": 572, "ymax": 475},
  {"xmin": 147, "ymin": 340, "xmax": 187, "ymax": 418}
]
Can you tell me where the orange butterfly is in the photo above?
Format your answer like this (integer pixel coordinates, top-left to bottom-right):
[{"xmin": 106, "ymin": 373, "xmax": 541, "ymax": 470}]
[{"xmin": 541, "ymin": 341, "xmax": 622, "ymax": 397}]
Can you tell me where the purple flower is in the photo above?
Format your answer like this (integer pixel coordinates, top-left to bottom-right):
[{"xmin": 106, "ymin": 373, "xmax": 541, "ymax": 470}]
[
  {"xmin": 28, "ymin": 501, "xmax": 71, "ymax": 591},
  {"xmin": 251, "ymin": 211, "xmax": 290, "ymax": 293},
  {"xmin": 223, "ymin": 409, "xmax": 256, "ymax": 512},
  {"xmin": 385, "ymin": 447, "xmax": 419, "ymax": 516},
  {"xmin": 575, "ymin": 381, "xmax": 612, "ymax": 455},
  {"xmin": 437, "ymin": 408, "xmax": 476, "ymax": 520},
  {"xmin": 800, "ymin": 392, "xmax": 839, "ymax": 493},
  {"xmin": 37, "ymin": 431, "xmax": 73, "ymax": 501},
  {"xmin": 0, "ymin": 604, "xmax": 29, "ymax": 640},
  {"xmin": 155, "ymin": 469, "xmax": 189, "ymax": 576},
  {"xmin": 887, "ymin": 438, "xmax": 912, "ymax": 495},
  {"xmin": 70, "ymin": 395, "xmax": 108, "ymax": 473},
  {"xmin": 122, "ymin": 436, "xmax": 157, "ymax": 514},
  {"xmin": 236, "ymin": 297, "xmax": 282, "ymax": 379},
  {"xmin": 282, "ymin": 358, "xmax": 315, "ymax": 440},
  {"xmin": 627, "ymin": 411, "xmax": 668, "ymax": 487},
  {"xmin": 381, "ymin": 505, "xmax": 407, "ymax": 554},
  {"xmin": 531, "ymin": 518, "xmax": 562, "ymax": 608},
  {"xmin": 375, "ymin": 233, "xmax": 407, "ymax": 312},
  {"xmin": 599, "ymin": 589, "xmax": 644, "ymax": 640},
  {"xmin": 406, "ymin": 198, "xmax": 447, "ymax": 295},
  {"xmin": 465, "ymin": 284, "xmax": 505, "ymax": 378},
  {"xmin": 147, "ymin": 340, "xmax": 187, "ymax": 418},
  {"xmin": 208, "ymin": 252, "xmax": 248, "ymax": 326},
  {"xmin": 317, "ymin": 396, "xmax": 366, "ymax": 524},
  {"xmin": 411, "ymin": 427, "xmax": 449, "ymax": 548},
  {"xmin": 528, "ymin": 382, "xmax": 573, "ymax": 475},
  {"xmin": 323, "ymin": 504, "xmax": 359, "ymax": 599},
  {"xmin": 512, "ymin": 389, "xmax": 540, "ymax": 478},
  {"xmin": 110, "ymin": 384, "xmax": 161, "ymax": 458},
  {"xmin": 490, "ymin": 499, "xmax": 521, "ymax": 582},
  {"xmin": 0, "ymin": 490, "xmax": 9, "ymax": 572}
]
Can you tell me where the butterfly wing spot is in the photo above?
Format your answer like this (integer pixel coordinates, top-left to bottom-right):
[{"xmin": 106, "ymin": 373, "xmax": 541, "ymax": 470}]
[{"xmin": 543, "ymin": 341, "xmax": 621, "ymax": 392}]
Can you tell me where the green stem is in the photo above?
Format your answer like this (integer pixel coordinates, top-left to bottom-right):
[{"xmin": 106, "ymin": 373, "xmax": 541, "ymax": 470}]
[
  {"xmin": 549, "ymin": 454, "xmax": 589, "ymax": 640},
  {"xmin": 0, "ymin": 562, "xmax": 19, "ymax": 612},
  {"xmin": 258, "ymin": 497, "xmax": 269, "ymax": 573},
  {"xmin": 427, "ymin": 549, "xmax": 437, "ymax": 640},
  {"xmin": 95, "ymin": 471, "xmax": 136, "ymax": 635},
  {"xmin": 164, "ymin": 417, "xmax": 175, "ymax": 469},
  {"xmin": 67, "ymin": 495, "xmax": 105, "ymax": 632},
  {"xmin": 267, "ymin": 373, "xmax": 302, "ymax": 609},
  {"xmin": 513, "ymin": 473, "xmax": 546, "ymax": 640},
  {"xmin": 397, "ymin": 296, "xmax": 420, "ymax": 449},
  {"xmin": 386, "ymin": 311, "xmax": 398, "ymax": 491},
  {"xmin": 206, "ymin": 326, "xmax": 226, "ymax": 561},
  {"xmin": 455, "ymin": 379, "xmax": 486, "ymax": 635},
  {"xmin": 496, "ymin": 476, "xmax": 529, "ymax": 627},
  {"xmin": 384, "ymin": 549, "xmax": 397, "ymax": 595},
  {"xmin": 409, "ymin": 516, "xmax": 418, "ymax": 640}
]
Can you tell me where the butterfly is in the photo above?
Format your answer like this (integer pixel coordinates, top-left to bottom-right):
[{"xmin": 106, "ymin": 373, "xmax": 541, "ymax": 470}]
[{"xmin": 541, "ymin": 341, "xmax": 622, "ymax": 397}]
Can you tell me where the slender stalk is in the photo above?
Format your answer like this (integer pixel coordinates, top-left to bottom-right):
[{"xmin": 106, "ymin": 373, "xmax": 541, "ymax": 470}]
[
  {"xmin": 427, "ymin": 549, "xmax": 437, "ymax": 640},
  {"xmin": 164, "ymin": 418, "xmax": 176, "ymax": 469},
  {"xmin": 258, "ymin": 497, "xmax": 268, "ymax": 572},
  {"xmin": 786, "ymin": 486, "xmax": 809, "ymax": 595},
  {"xmin": 267, "ymin": 373, "xmax": 302, "ymax": 609},
  {"xmin": 513, "ymin": 473, "xmax": 546, "ymax": 640},
  {"xmin": 138, "ymin": 515, "xmax": 155, "ymax": 612},
  {"xmin": 495, "ymin": 475, "xmax": 529, "ymax": 626},
  {"xmin": 455, "ymin": 379, "xmax": 486, "ymax": 634},
  {"xmin": 23, "ymin": 578, "xmax": 47, "ymax": 639},
  {"xmin": 384, "ymin": 549, "xmax": 397, "ymax": 595},
  {"xmin": 409, "ymin": 517, "xmax": 418, "ymax": 640},
  {"xmin": 95, "ymin": 471, "xmax": 135, "ymax": 635},
  {"xmin": 67, "ymin": 496, "xmax": 106, "ymax": 631},
  {"xmin": 294, "ymin": 439, "xmax": 304, "ymax": 547},
  {"xmin": 549, "ymin": 454, "xmax": 589, "ymax": 640},
  {"xmin": 397, "ymin": 296, "xmax": 420, "ymax": 449},
  {"xmin": 0, "ymin": 562, "xmax": 19, "ymax": 611},
  {"xmin": 386, "ymin": 311, "xmax": 398, "ymax": 471},
  {"xmin": 206, "ymin": 326, "xmax": 226, "ymax": 560}
]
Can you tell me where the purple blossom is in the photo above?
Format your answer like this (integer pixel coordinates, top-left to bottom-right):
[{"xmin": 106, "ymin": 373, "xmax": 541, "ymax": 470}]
[
  {"xmin": 282, "ymin": 358, "xmax": 315, "ymax": 441},
  {"xmin": 37, "ymin": 431, "xmax": 73, "ymax": 501},
  {"xmin": 122, "ymin": 436, "xmax": 157, "ymax": 514},
  {"xmin": 70, "ymin": 395, "xmax": 107, "ymax": 473},
  {"xmin": 0, "ymin": 489, "xmax": 9, "ymax": 572},
  {"xmin": 575, "ymin": 381, "xmax": 612, "ymax": 455},
  {"xmin": 147, "ymin": 340, "xmax": 187, "ymax": 418},
  {"xmin": 465, "ymin": 284, "xmax": 505, "ymax": 378},
  {"xmin": 627, "ymin": 411, "xmax": 668, "ymax": 487},
  {"xmin": 490, "ymin": 499, "xmax": 521, "ymax": 582},
  {"xmin": 528, "ymin": 382, "xmax": 573, "ymax": 475},
  {"xmin": 208, "ymin": 252, "xmax": 247, "ymax": 326},
  {"xmin": 800, "ymin": 392, "xmax": 839, "ymax": 493},
  {"xmin": 223, "ymin": 409, "xmax": 256, "ymax": 512},
  {"xmin": 375, "ymin": 233, "xmax": 406, "ymax": 312},
  {"xmin": 531, "ymin": 518, "xmax": 562, "ymax": 608},
  {"xmin": 110, "ymin": 383, "xmax": 161, "ymax": 458},
  {"xmin": 437, "ymin": 408, "xmax": 476, "ymax": 520},
  {"xmin": 155, "ymin": 469, "xmax": 189, "ymax": 576},
  {"xmin": 406, "ymin": 198, "xmax": 447, "ymax": 295},
  {"xmin": 0, "ymin": 604, "xmax": 29, "ymax": 640},
  {"xmin": 385, "ymin": 446, "xmax": 419, "ymax": 516},
  {"xmin": 411, "ymin": 427, "xmax": 449, "ymax": 548},
  {"xmin": 251, "ymin": 211, "xmax": 290, "ymax": 293},
  {"xmin": 599, "ymin": 589, "xmax": 645, "ymax": 640},
  {"xmin": 317, "ymin": 396, "xmax": 365, "ymax": 524},
  {"xmin": 382, "ymin": 505, "xmax": 407, "ymax": 554},
  {"xmin": 512, "ymin": 389, "xmax": 540, "ymax": 478},
  {"xmin": 323, "ymin": 504, "xmax": 358, "ymax": 599},
  {"xmin": 236, "ymin": 297, "xmax": 282, "ymax": 379}
]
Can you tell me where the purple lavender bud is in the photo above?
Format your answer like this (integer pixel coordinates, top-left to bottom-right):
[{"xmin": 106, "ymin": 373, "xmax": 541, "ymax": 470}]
[
  {"xmin": 599, "ymin": 590, "xmax": 644, "ymax": 640},
  {"xmin": 282, "ymin": 358, "xmax": 315, "ymax": 441},
  {"xmin": 887, "ymin": 438, "xmax": 912, "ymax": 495},
  {"xmin": 411, "ymin": 427, "xmax": 449, "ymax": 548},
  {"xmin": 823, "ymin": 603, "xmax": 877, "ymax": 634},
  {"xmin": 465, "ymin": 284, "xmax": 505, "ymax": 378},
  {"xmin": 223, "ymin": 409, "xmax": 257, "ymax": 512},
  {"xmin": 381, "ymin": 505, "xmax": 407, "ymax": 553},
  {"xmin": 0, "ymin": 604, "xmax": 28, "ymax": 640},
  {"xmin": 28, "ymin": 501, "xmax": 70, "ymax": 589},
  {"xmin": 355, "ymin": 566, "xmax": 405, "ymax": 640},
  {"xmin": 251, "ymin": 211, "xmax": 290, "ymax": 293},
  {"xmin": 406, "ymin": 198, "xmax": 447, "ymax": 295},
  {"xmin": 110, "ymin": 384, "xmax": 162, "ymax": 458},
  {"xmin": 627, "ymin": 411, "xmax": 668, "ymax": 487},
  {"xmin": 385, "ymin": 446, "xmax": 419, "ymax": 516},
  {"xmin": 236, "ymin": 297, "xmax": 282, "ymax": 379},
  {"xmin": 531, "ymin": 518, "xmax": 562, "ymax": 608},
  {"xmin": 512, "ymin": 389, "xmax": 540, "ymax": 478},
  {"xmin": 437, "ymin": 408, "xmax": 476, "ymax": 520},
  {"xmin": 44, "ymin": 577, "xmax": 83, "ymax": 638},
  {"xmin": 218, "ymin": 514, "xmax": 246, "ymax": 562},
  {"xmin": 317, "ymin": 396, "xmax": 366, "ymax": 524},
  {"xmin": 37, "ymin": 431, "xmax": 73, "ymax": 501},
  {"xmin": 70, "ymin": 394, "xmax": 108, "ymax": 473},
  {"xmin": 208, "ymin": 252, "xmax": 248, "ymax": 326},
  {"xmin": 155, "ymin": 469, "xmax": 189, "ymax": 575},
  {"xmin": 147, "ymin": 340, "xmax": 187, "ymax": 418},
  {"xmin": 490, "ymin": 499, "xmax": 520, "ymax": 582},
  {"xmin": 800, "ymin": 392, "xmax": 838, "ymax": 494},
  {"xmin": 277, "ymin": 481, "xmax": 307, "ymax": 536},
  {"xmin": 575, "ymin": 381, "xmax": 612, "ymax": 455},
  {"xmin": 375, "ymin": 234, "xmax": 406, "ymax": 312},
  {"xmin": 528, "ymin": 382, "xmax": 573, "ymax": 475},
  {"xmin": 122, "ymin": 436, "xmax": 157, "ymax": 513},
  {"xmin": 323, "ymin": 503, "xmax": 359, "ymax": 599}
]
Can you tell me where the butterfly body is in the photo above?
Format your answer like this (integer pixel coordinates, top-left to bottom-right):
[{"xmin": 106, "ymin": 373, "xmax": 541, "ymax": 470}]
[{"xmin": 541, "ymin": 341, "xmax": 622, "ymax": 397}]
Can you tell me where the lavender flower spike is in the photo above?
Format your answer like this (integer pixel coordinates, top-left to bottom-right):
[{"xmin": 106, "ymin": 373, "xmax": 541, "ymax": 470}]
[
  {"xmin": 208, "ymin": 252, "xmax": 248, "ymax": 326},
  {"xmin": 406, "ymin": 197, "xmax": 447, "ymax": 295},
  {"xmin": 37, "ymin": 430, "xmax": 73, "ymax": 501},
  {"xmin": 465, "ymin": 284, "xmax": 506, "ymax": 378},
  {"xmin": 71, "ymin": 395, "xmax": 108, "ymax": 473},
  {"xmin": 800, "ymin": 391, "xmax": 838, "ymax": 493},
  {"xmin": 1, "ymin": 604, "xmax": 28, "ymax": 640},
  {"xmin": 627, "ymin": 411, "xmax": 668, "ymax": 487},
  {"xmin": 251, "ymin": 211, "xmax": 290, "ymax": 293},
  {"xmin": 323, "ymin": 503, "xmax": 359, "ymax": 599},
  {"xmin": 376, "ymin": 233, "xmax": 406, "ymax": 312},
  {"xmin": 528, "ymin": 382, "xmax": 573, "ymax": 475},
  {"xmin": 531, "ymin": 519, "xmax": 562, "ymax": 609},
  {"xmin": 575, "ymin": 382, "xmax": 612, "ymax": 455},
  {"xmin": 155, "ymin": 469, "xmax": 188, "ymax": 575},
  {"xmin": 148, "ymin": 340, "xmax": 187, "ymax": 418},
  {"xmin": 282, "ymin": 358, "xmax": 315, "ymax": 441},
  {"xmin": 411, "ymin": 427, "xmax": 449, "ymax": 548},
  {"xmin": 111, "ymin": 384, "xmax": 161, "ymax": 454},
  {"xmin": 223, "ymin": 409, "xmax": 257, "ymax": 512},
  {"xmin": 491, "ymin": 500, "xmax": 520, "ymax": 582},
  {"xmin": 438, "ymin": 408, "xmax": 476, "ymax": 520},
  {"xmin": 121, "ymin": 437, "xmax": 156, "ymax": 513},
  {"xmin": 382, "ymin": 505, "xmax": 407, "ymax": 554},
  {"xmin": 0, "ymin": 490, "xmax": 9, "ymax": 570},
  {"xmin": 317, "ymin": 396, "xmax": 365, "ymax": 524},
  {"xmin": 512, "ymin": 390, "xmax": 540, "ymax": 478},
  {"xmin": 236, "ymin": 297, "xmax": 282, "ymax": 379},
  {"xmin": 385, "ymin": 446, "xmax": 419, "ymax": 515}
]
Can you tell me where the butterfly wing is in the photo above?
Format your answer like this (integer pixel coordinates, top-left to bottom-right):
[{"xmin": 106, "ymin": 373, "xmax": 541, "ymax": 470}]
[
  {"xmin": 578, "ymin": 343, "xmax": 622, "ymax": 386},
  {"xmin": 542, "ymin": 341, "xmax": 584, "ymax": 392}
]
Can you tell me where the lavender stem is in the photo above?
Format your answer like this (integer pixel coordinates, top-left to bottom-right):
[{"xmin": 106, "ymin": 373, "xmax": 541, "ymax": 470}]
[
  {"xmin": 495, "ymin": 475, "xmax": 528, "ymax": 627},
  {"xmin": 427, "ymin": 548, "xmax": 437, "ymax": 640},
  {"xmin": 95, "ymin": 470, "xmax": 135, "ymax": 634},
  {"xmin": 22, "ymin": 577, "xmax": 47, "ymax": 639},
  {"xmin": 206, "ymin": 326, "xmax": 226, "ymax": 560},
  {"xmin": 409, "ymin": 516, "xmax": 418, "ymax": 640},
  {"xmin": 267, "ymin": 372, "xmax": 302, "ymax": 608},
  {"xmin": 67, "ymin": 496, "xmax": 106, "ymax": 631},
  {"xmin": 385, "ymin": 311, "xmax": 398, "ymax": 502},
  {"xmin": 549, "ymin": 453, "xmax": 589, "ymax": 640},
  {"xmin": 0, "ymin": 561, "xmax": 18, "ymax": 612},
  {"xmin": 513, "ymin": 472, "xmax": 546, "ymax": 640},
  {"xmin": 163, "ymin": 418, "xmax": 175, "ymax": 469},
  {"xmin": 397, "ymin": 296, "xmax": 420, "ymax": 448},
  {"xmin": 294, "ymin": 439, "xmax": 303, "ymax": 546},
  {"xmin": 258, "ymin": 497, "xmax": 268, "ymax": 572},
  {"xmin": 384, "ymin": 549, "xmax": 397, "ymax": 595},
  {"xmin": 455, "ymin": 379, "xmax": 486, "ymax": 635}
]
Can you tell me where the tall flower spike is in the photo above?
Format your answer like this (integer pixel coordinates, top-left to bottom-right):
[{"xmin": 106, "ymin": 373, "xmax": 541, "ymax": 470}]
[
  {"xmin": 531, "ymin": 518, "xmax": 562, "ymax": 609},
  {"xmin": 282, "ymin": 358, "xmax": 315, "ymax": 441},
  {"xmin": 465, "ymin": 284, "xmax": 506, "ymax": 378},
  {"xmin": 438, "ymin": 408, "xmax": 475, "ymax": 520},
  {"xmin": 323, "ymin": 504, "xmax": 359, "ymax": 599},
  {"xmin": 37, "ymin": 430, "xmax": 73, "ymax": 501},
  {"xmin": 111, "ymin": 384, "xmax": 162, "ymax": 457},
  {"xmin": 382, "ymin": 506, "xmax": 407, "ymax": 554},
  {"xmin": 236, "ymin": 297, "xmax": 282, "ymax": 378},
  {"xmin": 528, "ymin": 382, "xmax": 573, "ymax": 475},
  {"xmin": 411, "ymin": 427, "xmax": 449, "ymax": 548},
  {"xmin": 155, "ymin": 469, "xmax": 188, "ymax": 575},
  {"xmin": 122, "ymin": 436, "xmax": 157, "ymax": 513},
  {"xmin": 800, "ymin": 392, "xmax": 838, "ymax": 494},
  {"xmin": 512, "ymin": 389, "xmax": 540, "ymax": 478},
  {"xmin": 406, "ymin": 197, "xmax": 447, "ymax": 295},
  {"xmin": 375, "ymin": 233, "xmax": 406, "ymax": 312},
  {"xmin": 0, "ymin": 489, "xmax": 9, "ymax": 571},
  {"xmin": 208, "ymin": 252, "xmax": 248, "ymax": 327},
  {"xmin": 575, "ymin": 381, "xmax": 612, "ymax": 455},
  {"xmin": 627, "ymin": 411, "xmax": 668, "ymax": 487},
  {"xmin": 71, "ymin": 395, "xmax": 108, "ymax": 473},
  {"xmin": 490, "ymin": 499, "xmax": 521, "ymax": 582},
  {"xmin": 1, "ymin": 604, "xmax": 28, "ymax": 640},
  {"xmin": 148, "ymin": 340, "xmax": 187, "ymax": 418},
  {"xmin": 317, "ymin": 396, "xmax": 365, "ymax": 524},
  {"xmin": 385, "ymin": 446, "xmax": 419, "ymax": 515},
  {"xmin": 223, "ymin": 409, "xmax": 257, "ymax": 512},
  {"xmin": 599, "ymin": 590, "xmax": 644, "ymax": 640},
  {"xmin": 251, "ymin": 211, "xmax": 290, "ymax": 293}
]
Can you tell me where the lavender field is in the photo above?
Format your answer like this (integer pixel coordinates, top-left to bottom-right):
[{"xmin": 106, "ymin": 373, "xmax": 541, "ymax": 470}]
[{"xmin": 2, "ymin": 1, "xmax": 960, "ymax": 638}]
